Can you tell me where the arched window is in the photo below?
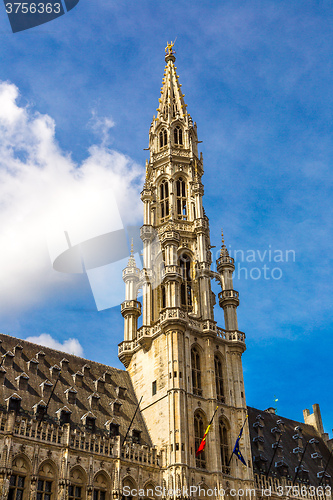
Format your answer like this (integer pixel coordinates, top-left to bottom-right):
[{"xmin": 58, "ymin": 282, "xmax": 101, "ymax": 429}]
[
  {"xmin": 121, "ymin": 477, "xmax": 137, "ymax": 500},
  {"xmin": 219, "ymin": 421, "xmax": 230, "ymax": 474},
  {"xmin": 179, "ymin": 254, "xmax": 192, "ymax": 309},
  {"xmin": 9, "ymin": 455, "xmax": 31, "ymax": 500},
  {"xmin": 191, "ymin": 347, "xmax": 202, "ymax": 396},
  {"xmin": 176, "ymin": 177, "xmax": 187, "ymax": 220},
  {"xmin": 93, "ymin": 472, "xmax": 109, "ymax": 500},
  {"xmin": 37, "ymin": 461, "xmax": 56, "ymax": 500},
  {"xmin": 8, "ymin": 475, "xmax": 25, "ymax": 500},
  {"xmin": 143, "ymin": 482, "xmax": 156, "ymax": 499},
  {"xmin": 215, "ymin": 355, "xmax": 225, "ymax": 403},
  {"xmin": 159, "ymin": 129, "xmax": 167, "ymax": 148},
  {"xmin": 69, "ymin": 468, "xmax": 86, "ymax": 500},
  {"xmin": 194, "ymin": 413, "xmax": 206, "ymax": 469},
  {"xmin": 160, "ymin": 180, "xmax": 169, "ymax": 222},
  {"xmin": 174, "ymin": 126, "xmax": 183, "ymax": 145}
]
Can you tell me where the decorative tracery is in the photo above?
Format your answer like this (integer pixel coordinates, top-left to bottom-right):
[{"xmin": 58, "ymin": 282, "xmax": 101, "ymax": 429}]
[
  {"xmin": 176, "ymin": 177, "xmax": 187, "ymax": 220},
  {"xmin": 219, "ymin": 421, "xmax": 230, "ymax": 474},
  {"xmin": 191, "ymin": 347, "xmax": 202, "ymax": 396},
  {"xmin": 179, "ymin": 254, "xmax": 192, "ymax": 308},
  {"xmin": 160, "ymin": 180, "xmax": 169, "ymax": 222},
  {"xmin": 174, "ymin": 126, "xmax": 183, "ymax": 145},
  {"xmin": 159, "ymin": 129, "xmax": 167, "ymax": 148},
  {"xmin": 215, "ymin": 355, "xmax": 225, "ymax": 402}
]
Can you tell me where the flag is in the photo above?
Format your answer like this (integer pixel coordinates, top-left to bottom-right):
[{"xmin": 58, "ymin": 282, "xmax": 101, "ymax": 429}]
[
  {"xmin": 232, "ymin": 415, "xmax": 248, "ymax": 466},
  {"xmin": 196, "ymin": 406, "xmax": 219, "ymax": 457}
]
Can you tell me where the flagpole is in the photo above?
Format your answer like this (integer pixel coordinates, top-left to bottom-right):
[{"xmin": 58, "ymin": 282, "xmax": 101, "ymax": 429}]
[
  {"xmin": 227, "ymin": 414, "xmax": 248, "ymax": 467},
  {"xmin": 318, "ymin": 448, "xmax": 333, "ymax": 487},
  {"xmin": 37, "ymin": 371, "xmax": 61, "ymax": 429},
  {"xmin": 195, "ymin": 406, "xmax": 219, "ymax": 456},
  {"xmin": 292, "ymin": 441, "xmax": 309, "ymax": 486},
  {"xmin": 266, "ymin": 432, "xmax": 283, "ymax": 478},
  {"xmin": 122, "ymin": 396, "xmax": 143, "ymax": 446},
  {"xmin": 207, "ymin": 406, "xmax": 219, "ymax": 427}
]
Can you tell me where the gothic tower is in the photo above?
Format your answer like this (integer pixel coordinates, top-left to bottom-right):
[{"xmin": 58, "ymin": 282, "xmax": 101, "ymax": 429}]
[{"xmin": 119, "ymin": 43, "xmax": 254, "ymax": 496}]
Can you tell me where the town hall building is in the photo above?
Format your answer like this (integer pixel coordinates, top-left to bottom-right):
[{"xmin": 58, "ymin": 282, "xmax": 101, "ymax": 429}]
[{"xmin": 0, "ymin": 43, "xmax": 331, "ymax": 500}]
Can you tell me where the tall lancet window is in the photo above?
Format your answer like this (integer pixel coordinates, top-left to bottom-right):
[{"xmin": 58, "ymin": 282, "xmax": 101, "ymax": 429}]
[
  {"xmin": 159, "ymin": 129, "xmax": 167, "ymax": 148},
  {"xmin": 219, "ymin": 421, "xmax": 230, "ymax": 474},
  {"xmin": 160, "ymin": 180, "xmax": 169, "ymax": 222},
  {"xmin": 174, "ymin": 126, "xmax": 183, "ymax": 145},
  {"xmin": 172, "ymin": 99, "xmax": 177, "ymax": 118},
  {"xmin": 179, "ymin": 254, "xmax": 192, "ymax": 308},
  {"xmin": 191, "ymin": 347, "xmax": 202, "ymax": 396},
  {"xmin": 176, "ymin": 177, "xmax": 187, "ymax": 220},
  {"xmin": 215, "ymin": 355, "xmax": 225, "ymax": 402},
  {"xmin": 194, "ymin": 412, "xmax": 206, "ymax": 468}
]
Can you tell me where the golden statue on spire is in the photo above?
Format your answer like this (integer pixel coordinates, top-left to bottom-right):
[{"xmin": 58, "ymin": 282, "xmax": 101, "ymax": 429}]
[{"xmin": 165, "ymin": 40, "xmax": 175, "ymax": 55}]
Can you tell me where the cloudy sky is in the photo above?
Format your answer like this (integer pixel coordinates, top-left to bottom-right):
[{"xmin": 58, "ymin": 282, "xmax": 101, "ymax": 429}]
[{"xmin": 0, "ymin": 0, "xmax": 332, "ymax": 433}]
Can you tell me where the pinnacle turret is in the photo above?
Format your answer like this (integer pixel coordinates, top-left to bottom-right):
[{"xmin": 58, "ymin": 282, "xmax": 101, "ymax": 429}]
[
  {"xmin": 219, "ymin": 229, "xmax": 230, "ymax": 259},
  {"xmin": 126, "ymin": 238, "xmax": 137, "ymax": 268}
]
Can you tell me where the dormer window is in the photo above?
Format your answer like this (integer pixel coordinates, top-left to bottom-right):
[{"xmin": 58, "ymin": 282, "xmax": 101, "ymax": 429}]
[
  {"xmin": 86, "ymin": 417, "xmax": 96, "ymax": 433},
  {"xmin": 88, "ymin": 393, "xmax": 100, "ymax": 410},
  {"xmin": 132, "ymin": 429, "xmax": 141, "ymax": 444},
  {"xmin": 159, "ymin": 129, "xmax": 167, "ymax": 148},
  {"xmin": 95, "ymin": 378, "xmax": 105, "ymax": 394},
  {"xmin": 72, "ymin": 371, "xmax": 83, "ymax": 387},
  {"xmin": 56, "ymin": 406, "xmax": 72, "ymax": 425},
  {"xmin": 60, "ymin": 410, "xmax": 71, "ymax": 426},
  {"xmin": 81, "ymin": 412, "xmax": 96, "ymax": 432},
  {"xmin": 33, "ymin": 401, "xmax": 47, "ymax": 418},
  {"xmin": 40, "ymin": 380, "xmax": 53, "ymax": 399},
  {"xmin": 6, "ymin": 394, "xmax": 22, "ymax": 413},
  {"xmin": 15, "ymin": 372, "xmax": 29, "ymax": 391},
  {"xmin": 50, "ymin": 365, "xmax": 61, "ymax": 379},
  {"xmin": 111, "ymin": 400, "xmax": 122, "ymax": 415},
  {"xmin": 110, "ymin": 423, "xmax": 120, "ymax": 438},
  {"xmin": 65, "ymin": 387, "xmax": 77, "ymax": 405},
  {"xmin": 174, "ymin": 126, "xmax": 183, "ymax": 145},
  {"xmin": 116, "ymin": 386, "xmax": 127, "ymax": 399},
  {"xmin": 160, "ymin": 180, "xmax": 170, "ymax": 223}
]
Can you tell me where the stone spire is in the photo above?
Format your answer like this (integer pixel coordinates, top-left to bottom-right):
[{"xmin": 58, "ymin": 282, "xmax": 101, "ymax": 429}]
[{"xmin": 154, "ymin": 41, "xmax": 188, "ymax": 125}]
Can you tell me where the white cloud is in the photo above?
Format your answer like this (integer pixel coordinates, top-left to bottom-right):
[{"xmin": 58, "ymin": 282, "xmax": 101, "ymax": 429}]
[
  {"xmin": 0, "ymin": 81, "xmax": 144, "ymax": 313},
  {"xmin": 88, "ymin": 110, "xmax": 115, "ymax": 146},
  {"xmin": 24, "ymin": 333, "xmax": 84, "ymax": 357}
]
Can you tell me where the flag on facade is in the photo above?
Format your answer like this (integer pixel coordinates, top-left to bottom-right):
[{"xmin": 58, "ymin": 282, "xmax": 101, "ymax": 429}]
[
  {"xmin": 195, "ymin": 406, "xmax": 219, "ymax": 456},
  {"xmin": 232, "ymin": 415, "xmax": 248, "ymax": 466}
]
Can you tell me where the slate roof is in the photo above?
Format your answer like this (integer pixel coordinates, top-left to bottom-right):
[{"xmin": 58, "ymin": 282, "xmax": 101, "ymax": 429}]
[
  {"xmin": 248, "ymin": 406, "xmax": 333, "ymax": 485},
  {"xmin": 0, "ymin": 333, "xmax": 152, "ymax": 445}
]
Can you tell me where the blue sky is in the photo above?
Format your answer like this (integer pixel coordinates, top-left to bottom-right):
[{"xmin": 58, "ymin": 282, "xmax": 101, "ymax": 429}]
[{"xmin": 0, "ymin": 0, "xmax": 332, "ymax": 433}]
